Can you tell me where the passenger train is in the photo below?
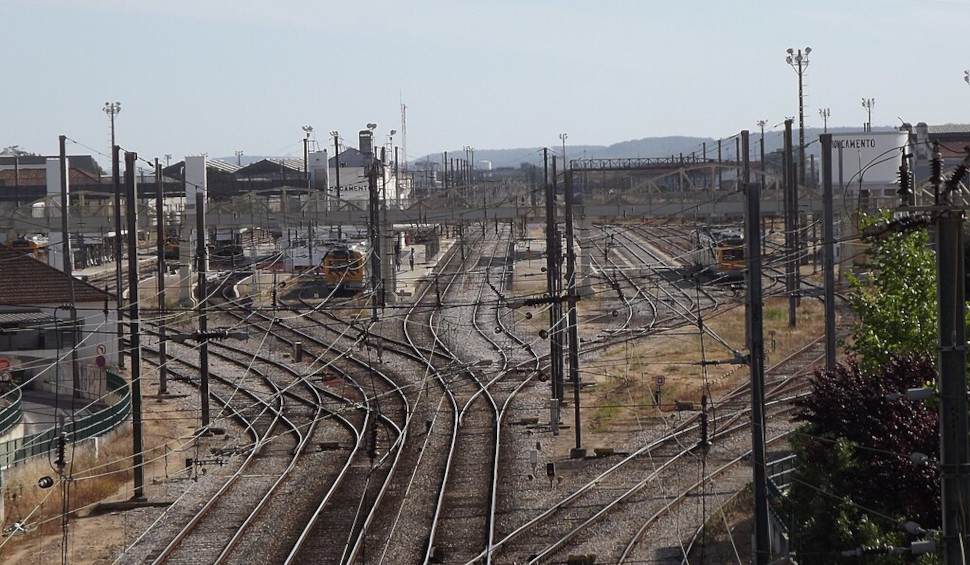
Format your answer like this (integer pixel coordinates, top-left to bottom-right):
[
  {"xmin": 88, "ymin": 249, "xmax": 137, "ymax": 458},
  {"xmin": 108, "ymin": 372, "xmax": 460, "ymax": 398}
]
[
  {"xmin": 321, "ymin": 241, "xmax": 369, "ymax": 292},
  {"xmin": 688, "ymin": 227, "xmax": 745, "ymax": 280},
  {"xmin": 7, "ymin": 234, "xmax": 49, "ymax": 262}
]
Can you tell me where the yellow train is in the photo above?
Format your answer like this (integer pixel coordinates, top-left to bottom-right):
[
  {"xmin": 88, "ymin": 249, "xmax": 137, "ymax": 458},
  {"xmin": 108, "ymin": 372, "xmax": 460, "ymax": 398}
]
[
  {"xmin": 689, "ymin": 227, "xmax": 745, "ymax": 280},
  {"xmin": 321, "ymin": 242, "xmax": 369, "ymax": 292},
  {"xmin": 8, "ymin": 235, "xmax": 49, "ymax": 262}
]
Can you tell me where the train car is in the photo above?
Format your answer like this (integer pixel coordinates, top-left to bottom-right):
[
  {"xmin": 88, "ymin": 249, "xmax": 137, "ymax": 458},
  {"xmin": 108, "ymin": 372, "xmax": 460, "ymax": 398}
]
[
  {"xmin": 321, "ymin": 241, "xmax": 369, "ymax": 292},
  {"xmin": 8, "ymin": 234, "xmax": 49, "ymax": 263},
  {"xmin": 689, "ymin": 227, "xmax": 745, "ymax": 280}
]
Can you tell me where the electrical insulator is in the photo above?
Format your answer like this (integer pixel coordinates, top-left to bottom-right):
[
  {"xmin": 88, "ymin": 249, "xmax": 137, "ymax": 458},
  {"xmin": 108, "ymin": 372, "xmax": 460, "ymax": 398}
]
[
  {"xmin": 945, "ymin": 148, "xmax": 970, "ymax": 193},
  {"xmin": 897, "ymin": 156, "xmax": 913, "ymax": 205},
  {"xmin": 55, "ymin": 432, "xmax": 67, "ymax": 475}
]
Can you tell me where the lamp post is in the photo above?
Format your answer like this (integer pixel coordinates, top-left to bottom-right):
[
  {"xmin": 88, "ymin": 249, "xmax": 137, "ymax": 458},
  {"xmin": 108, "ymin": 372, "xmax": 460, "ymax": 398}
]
[
  {"xmin": 331, "ymin": 130, "xmax": 341, "ymax": 240},
  {"xmin": 819, "ymin": 108, "xmax": 830, "ymax": 133},
  {"xmin": 559, "ymin": 133, "xmax": 568, "ymax": 169},
  {"xmin": 785, "ymin": 47, "xmax": 811, "ymax": 187},
  {"xmin": 463, "ymin": 145, "xmax": 475, "ymax": 184},
  {"xmin": 756, "ymin": 120, "xmax": 767, "ymax": 175},
  {"xmin": 861, "ymin": 98, "xmax": 875, "ymax": 132},
  {"xmin": 103, "ymin": 102, "xmax": 121, "ymax": 151},
  {"xmin": 104, "ymin": 102, "xmax": 124, "ymax": 368},
  {"xmin": 302, "ymin": 125, "xmax": 313, "ymax": 189}
]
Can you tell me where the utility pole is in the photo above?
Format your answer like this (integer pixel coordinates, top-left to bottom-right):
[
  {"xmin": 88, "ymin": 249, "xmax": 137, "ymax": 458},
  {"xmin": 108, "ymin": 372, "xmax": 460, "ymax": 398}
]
[
  {"xmin": 785, "ymin": 47, "xmax": 810, "ymax": 187},
  {"xmin": 542, "ymin": 149, "xmax": 558, "ymax": 403},
  {"xmin": 743, "ymin": 130, "xmax": 770, "ymax": 565},
  {"xmin": 564, "ymin": 168, "xmax": 585, "ymax": 459},
  {"xmin": 757, "ymin": 120, "xmax": 767, "ymax": 178},
  {"xmin": 820, "ymin": 134, "xmax": 837, "ymax": 372},
  {"xmin": 783, "ymin": 119, "xmax": 797, "ymax": 327},
  {"xmin": 155, "ymin": 159, "xmax": 168, "ymax": 395},
  {"xmin": 125, "ymin": 151, "xmax": 146, "ymax": 501},
  {"xmin": 196, "ymin": 192, "xmax": 211, "ymax": 430},
  {"xmin": 113, "ymin": 144, "xmax": 125, "ymax": 368},
  {"xmin": 58, "ymin": 136, "xmax": 81, "ymax": 399},
  {"xmin": 936, "ymin": 161, "xmax": 970, "ymax": 562},
  {"xmin": 331, "ymin": 131, "xmax": 342, "ymax": 240},
  {"xmin": 368, "ymin": 148, "xmax": 382, "ymax": 322},
  {"xmin": 551, "ymin": 156, "xmax": 564, "ymax": 403},
  {"xmin": 819, "ymin": 108, "xmax": 830, "ymax": 134}
]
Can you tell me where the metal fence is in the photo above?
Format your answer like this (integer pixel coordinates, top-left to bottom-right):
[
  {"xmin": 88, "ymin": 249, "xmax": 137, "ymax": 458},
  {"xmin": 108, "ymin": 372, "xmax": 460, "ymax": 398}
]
[
  {"xmin": 0, "ymin": 386, "xmax": 22, "ymax": 437},
  {"xmin": 0, "ymin": 370, "xmax": 130, "ymax": 470}
]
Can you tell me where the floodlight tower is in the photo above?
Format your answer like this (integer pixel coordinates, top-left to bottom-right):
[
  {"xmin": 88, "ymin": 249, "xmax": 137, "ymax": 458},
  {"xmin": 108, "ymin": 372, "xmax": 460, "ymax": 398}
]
[
  {"xmin": 302, "ymin": 125, "xmax": 313, "ymax": 188},
  {"xmin": 756, "ymin": 120, "xmax": 767, "ymax": 174},
  {"xmin": 103, "ymin": 102, "xmax": 121, "ymax": 151},
  {"xmin": 785, "ymin": 47, "xmax": 811, "ymax": 186},
  {"xmin": 559, "ymin": 133, "xmax": 568, "ymax": 168},
  {"xmin": 861, "ymin": 98, "xmax": 875, "ymax": 132},
  {"xmin": 818, "ymin": 108, "xmax": 830, "ymax": 133}
]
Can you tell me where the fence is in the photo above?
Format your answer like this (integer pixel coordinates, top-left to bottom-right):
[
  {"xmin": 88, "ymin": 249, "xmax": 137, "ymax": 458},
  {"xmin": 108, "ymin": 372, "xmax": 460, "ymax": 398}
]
[
  {"xmin": 0, "ymin": 370, "xmax": 130, "ymax": 470},
  {"xmin": 0, "ymin": 387, "xmax": 22, "ymax": 437}
]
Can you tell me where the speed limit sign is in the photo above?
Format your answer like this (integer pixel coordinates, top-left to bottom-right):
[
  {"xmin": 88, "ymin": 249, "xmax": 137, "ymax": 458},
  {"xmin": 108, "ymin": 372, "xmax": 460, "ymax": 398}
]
[
  {"xmin": 96, "ymin": 344, "xmax": 107, "ymax": 356},
  {"xmin": 655, "ymin": 375, "xmax": 666, "ymax": 387}
]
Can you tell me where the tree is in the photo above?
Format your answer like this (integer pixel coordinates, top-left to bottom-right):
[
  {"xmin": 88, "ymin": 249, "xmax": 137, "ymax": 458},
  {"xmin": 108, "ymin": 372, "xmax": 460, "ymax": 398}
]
[
  {"xmin": 786, "ymin": 354, "xmax": 940, "ymax": 563},
  {"xmin": 844, "ymin": 211, "xmax": 937, "ymax": 374}
]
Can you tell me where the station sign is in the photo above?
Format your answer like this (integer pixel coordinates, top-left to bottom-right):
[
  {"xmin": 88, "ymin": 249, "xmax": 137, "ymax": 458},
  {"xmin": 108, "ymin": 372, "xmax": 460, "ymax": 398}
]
[{"xmin": 826, "ymin": 131, "xmax": 910, "ymax": 186}]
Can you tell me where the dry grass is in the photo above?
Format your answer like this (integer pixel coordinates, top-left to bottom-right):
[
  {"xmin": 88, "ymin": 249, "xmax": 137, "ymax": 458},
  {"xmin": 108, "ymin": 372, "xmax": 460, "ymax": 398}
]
[
  {"xmin": 580, "ymin": 296, "xmax": 827, "ymax": 441},
  {"xmin": 0, "ymin": 401, "xmax": 187, "ymax": 557}
]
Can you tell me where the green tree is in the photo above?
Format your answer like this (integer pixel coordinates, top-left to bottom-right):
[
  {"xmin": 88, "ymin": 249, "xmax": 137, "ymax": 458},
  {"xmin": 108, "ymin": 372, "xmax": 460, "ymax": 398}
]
[
  {"xmin": 786, "ymin": 355, "xmax": 940, "ymax": 563},
  {"xmin": 844, "ymin": 211, "xmax": 937, "ymax": 373}
]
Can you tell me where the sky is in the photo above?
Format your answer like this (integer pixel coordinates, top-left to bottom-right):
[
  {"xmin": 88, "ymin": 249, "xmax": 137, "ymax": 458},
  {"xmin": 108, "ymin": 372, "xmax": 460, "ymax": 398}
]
[{"xmin": 5, "ymin": 0, "xmax": 970, "ymax": 167}]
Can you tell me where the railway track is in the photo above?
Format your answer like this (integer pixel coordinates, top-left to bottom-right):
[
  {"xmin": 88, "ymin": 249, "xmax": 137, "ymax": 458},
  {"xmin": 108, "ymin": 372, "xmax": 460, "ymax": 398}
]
[{"xmin": 105, "ymin": 216, "xmax": 833, "ymax": 564}]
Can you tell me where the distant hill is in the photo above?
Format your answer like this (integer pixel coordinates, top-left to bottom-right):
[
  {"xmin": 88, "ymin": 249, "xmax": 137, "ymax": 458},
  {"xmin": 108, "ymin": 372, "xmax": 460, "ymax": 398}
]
[{"xmin": 424, "ymin": 127, "xmax": 897, "ymax": 169}]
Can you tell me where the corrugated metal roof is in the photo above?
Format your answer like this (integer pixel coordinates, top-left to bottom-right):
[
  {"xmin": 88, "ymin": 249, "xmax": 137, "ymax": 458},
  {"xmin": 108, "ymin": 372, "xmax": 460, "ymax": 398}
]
[
  {"xmin": 927, "ymin": 123, "xmax": 970, "ymax": 134},
  {"xmin": 0, "ymin": 310, "xmax": 54, "ymax": 326},
  {"xmin": 206, "ymin": 159, "xmax": 242, "ymax": 174}
]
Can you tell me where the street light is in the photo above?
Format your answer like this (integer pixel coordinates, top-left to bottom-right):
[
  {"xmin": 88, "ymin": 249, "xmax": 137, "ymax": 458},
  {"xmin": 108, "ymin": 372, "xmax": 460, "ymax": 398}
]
[
  {"xmin": 559, "ymin": 133, "xmax": 568, "ymax": 169},
  {"xmin": 302, "ymin": 125, "xmax": 313, "ymax": 189},
  {"xmin": 103, "ymin": 101, "xmax": 121, "ymax": 151},
  {"xmin": 818, "ymin": 108, "xmax": 831, "ymax": 133},
  {"xmin": 861, "ymin": 98, "xmax": 875, "ymax": 132},
  {"xmin": 785, "ymin": 47, "xmax": 811, "ymax": 187},
  {"xmin": 756, "ymin": 120, "xmax": 767, "ymax": 175}
]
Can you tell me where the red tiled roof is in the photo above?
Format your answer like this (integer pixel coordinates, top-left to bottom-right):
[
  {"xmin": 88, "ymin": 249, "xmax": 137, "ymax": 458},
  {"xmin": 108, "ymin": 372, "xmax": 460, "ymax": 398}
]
[
  {"xmin": 0, "ymin": 246, "xmax": 110, "ymax": 306},
  {"xmin": 0, "ymin": 168, "xmax": 107, "ymax": 187}
]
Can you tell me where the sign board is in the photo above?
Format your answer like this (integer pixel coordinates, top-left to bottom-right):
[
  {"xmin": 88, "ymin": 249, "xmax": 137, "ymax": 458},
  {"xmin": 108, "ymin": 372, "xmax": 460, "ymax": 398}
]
[
  {"xmin": 0, "ymin": 359, "xmax": 9, "ymax": 372},
  {"xmin": 655, "ymin": 375, "xmax": 665, "ymax": 387},
  {"xmin": 827, "ymin": 131, "xmax": 910, "ymax": 186},
  {"xmin": 96, "ymin": 355, "xmax": 106, "ymax": 368}
]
